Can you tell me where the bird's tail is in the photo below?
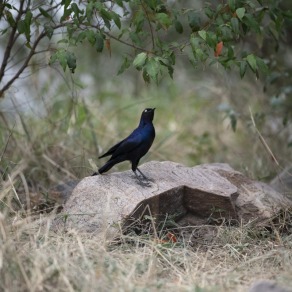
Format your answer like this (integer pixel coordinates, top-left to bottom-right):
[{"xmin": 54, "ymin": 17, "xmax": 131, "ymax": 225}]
[{"xmin": 98, "ymin": 157, "xmax": 124, "ymax": 174}]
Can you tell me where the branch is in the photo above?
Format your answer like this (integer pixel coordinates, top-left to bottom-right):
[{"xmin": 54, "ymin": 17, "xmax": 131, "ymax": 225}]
[
  {"xmin": 0, "ymin": 24, "xmax": 65, "ymax": 97},
  {"xmin": 0, "ymin": 0, "xmax": 25, "ymax": 84},
  {"xmin": 103, "ymin": 31, "xmax": 154, "ymax": 55},
  {"xmin": 140, "ymin": 0, "xmax": 155, "ymax": 50},
  {"xmin": 34, "ymin": 3, "xmax": 61, "ymax": 22},
  {"xmin": 249, "ymin": 107, "xmax": 280, "ymax": 166}
]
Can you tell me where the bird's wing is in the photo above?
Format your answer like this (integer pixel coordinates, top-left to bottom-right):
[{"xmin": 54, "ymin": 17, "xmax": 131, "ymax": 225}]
[
  {"xmin": 99, "ymin": 139, "xmax": 125, "ymax": 158},
  {"xmin": 110, "ymin": 132, "xmax": 144, "ymax": 158}
]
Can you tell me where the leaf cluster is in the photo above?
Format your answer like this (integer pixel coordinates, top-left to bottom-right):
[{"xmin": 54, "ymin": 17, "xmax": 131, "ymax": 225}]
[{"xmin": 0, "ymin": 0, "xmax": 291, "ymax": 91}]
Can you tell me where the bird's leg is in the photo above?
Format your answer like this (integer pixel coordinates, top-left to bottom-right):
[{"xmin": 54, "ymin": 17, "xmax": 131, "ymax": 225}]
[
  {"xmin": 133, "ymin": 170, "xmax": 144, "ymax": 182},
  {"xmin": 136, "ymin": 167, "xmax": 148, "ymax": 180}
]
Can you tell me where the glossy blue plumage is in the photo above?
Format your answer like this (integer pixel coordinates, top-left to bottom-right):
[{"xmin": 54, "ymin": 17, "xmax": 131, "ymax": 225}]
[{"xmin": 97, "ymin": 108, "xmax": 156, "ymax": 180}]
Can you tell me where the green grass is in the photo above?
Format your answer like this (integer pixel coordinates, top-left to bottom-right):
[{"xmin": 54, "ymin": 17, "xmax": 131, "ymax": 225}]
[{"xmin": 1, "ymin": 75, "xmax": 292, "ymax": 291}]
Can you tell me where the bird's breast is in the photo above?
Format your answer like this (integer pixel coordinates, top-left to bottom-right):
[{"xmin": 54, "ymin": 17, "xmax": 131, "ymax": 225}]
[{"xmin": 143, "ymin": 124, "xmax": 155, "ymax": 139}]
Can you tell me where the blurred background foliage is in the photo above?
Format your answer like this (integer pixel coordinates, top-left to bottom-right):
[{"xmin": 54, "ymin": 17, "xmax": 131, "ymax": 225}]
[{"xmin": 0, "ymin": 0, "xmax": 292, "ymax": 207}]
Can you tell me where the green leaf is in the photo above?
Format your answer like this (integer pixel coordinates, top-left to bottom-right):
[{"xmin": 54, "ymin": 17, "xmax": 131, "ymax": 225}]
[
  {"xmin": 86, "ymin": 30, "xmax": 96, "ymax": 45},
  {"xmin": 57, "ymin": 39, "xmax": 69, "ymax": 44},
  {"xmin": 76, "ymin": 104, "xmax": 87, "ymax": 125},
  {"xmin": 142, "ymin": 69, "xmax": 150, "ymax": 83},
  {"xmin": 228, "ymin": 0, "xmax": 235, "ymax": 11},
  {"xmin": 86, "ymin": 1, "xmax": 94, "ymax": 21},
  {"xmin": 49, "ymin": 50, "xmax": 67, "ymax": 71},
  {"xmin": 44, "ymin": 25, "xmax": 54, "ymax": 39},
  {"xmin": 231, "ymin": 17, "xmax": 239, "ymax": 34},
  {"xmin": 206, "ymin": 31, "xmax": 217, "ymax": 47},
  {"xmin": 157, "ymin": 56, "xmax": 174, "ymax": 78},
  {"xmin": 220, "ymin": 26, "xmax": 233, "ymax": 41},
  {"xmin": 198, "ymin": 30, "xmax": 207, "ymax": 41},
  {"xmin": 49, "ymin": 52, "xmax": 58, "ymax": 65},
  {"xmin": 59, "ymin": 53, "xmax": 67, "ymax": 71},
  {"xmin": 229, "ymin": 111, "xmax": 237, "ymax": 132},
  {"xmin": 61, "ymin": 5, "xmax": 72, "ymax": 22},
  {"xmin": 95, "ymin": 33, "xmax": 104, "ymax": 52},
  {"xmin": 145, "ymin": 0, "xmax": 157, "ymax": 11},
  {"xmin": 66, "ymin": 51, "xmax": 76, "ymax": 73},
  {"xmin": 71, "ymin": 3, "xmax": 83, "ymax": 15},
  {"xmin": 17, "ymin": 20, "xmax": 26, "ymax": 34},
  {"xmin": 133, "ymin": 52, "xmax": 147, "ymax": 70},
  {"xmin": 39, "ymin": 8, "xmax": 52, "ymax": 19},
  {"xmin": 5, "ymin": 10, "xmax": 16, "ymax": 27},
  {"xmin": 188, "ymin": 12, "xmax": 201, "ymax": 32},
  {"xmin": 190, "ymin": 36, "xmax": 199, "ymax": 50},
  {"xmin": 169, "ymin": 51, "xmax": 175, "ymax": 65},
  {"xmin": 100, "ymin": 8, "xmax": 112, "ymax": 29},
  {"xmin": 240, "ymin": 60, "xmax": 247, "ymax": 78},
  {"xmin": 167, "ymin": 65, "xmax": 174, "ymax": 79},
  {"xmin": 194, "ymin": 48, "xmax": 207, "ymax": 61},
  {"xmin": 0, "ymin": 28, "xmax": 8, "ymax": 35},
  {"xmin": 174, "ymin": 20, "xmax": 183, "ymax": 34},
  {"xmin": 204, "ymin": 6, "xmax": 214, "ymax": 19},
  {"xmin": 256, "ymin": 57, "xmax": 269, "ymax": 74},
  {"xmin": 246, "ymin": 54, "xmax": 257, "ymax": 72},
  {"xmin": 3, "ymin": 2, "xmax": 13, "ymax": 9},
  {"xmin": 129, "ymin": 32, "xmax": 141, "ymax": 46},
  {"xmin": 145, "ymin": 58, "xmax": 160, "ymax": 82},
  {"xmin": 76, "ymin": 31, "xmax": 87, "ymax": 43},
  {"xmin": 236, "ymin": 7, "xmax": 245, "ymax": 20},
  {"xmin": 116, "ymin": 0, "xmax": 124, "ymax": 8},
  {"xmin": 111, "ymin": 11, "xmax": 121, "ymax": 29},
  {"xmin": 49, "ymin": 49, "xmax": 76, "ymax": 73},
  {"xmin": 133, "ymin": 10, "xmax": 144, "ymax": 32},
  {"xmin": 156, "ymin": 13, "xmax": 172, "ymax": 28},
  {"xmin": 100, "ymin": 8, "xmax": 112, "ymax": 21},
  {"xmin": 227, "ymin": 46, "xmax": 234, "ymax": 58},
  {"xmin": 118, "ymin": 56, "xmax": 131, "ymax": 75},
  {"xmin": 24, "ymin": 10, "xmax": 32, "ymax": 40},
  {"xmin": 17, "ymin": 10, "xmax": 32, "ymax": 42},
  {"xmin": 243, "ymin": 13, "xmax": 261, "ymax": 33},
  {"xmin": 61, "ymin": 0, "xmax": 71, "ymax": 10}
]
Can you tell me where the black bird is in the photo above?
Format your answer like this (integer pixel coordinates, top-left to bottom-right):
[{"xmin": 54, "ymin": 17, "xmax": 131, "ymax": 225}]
[{"xmin": 95, "ymin": 108, "xmax": 156, "ymax": 180}]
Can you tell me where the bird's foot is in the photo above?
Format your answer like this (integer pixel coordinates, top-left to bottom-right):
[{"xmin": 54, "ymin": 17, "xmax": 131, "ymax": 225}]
[
  {"xmin": 133, "ymin": 170, "xmax": 152, "ymax": 186},
  {"xmin": 137, "ymin": 168, "xmax": 155, "ymax": 183},
  {"xmin": 136, "ymin": 168, "xmax": 149, "ymax": 180}
]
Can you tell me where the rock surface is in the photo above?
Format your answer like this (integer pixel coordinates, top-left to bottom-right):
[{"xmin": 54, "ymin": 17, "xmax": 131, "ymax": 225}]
[
  {"xmin": 54, "ymin": 161, "xmax": 292, "ymax": 236},
  {"xmin": 249, "ymin": 280, "xmax": 292, "ymax": 292},
  {"xmin": 270, "ymin": 166, "xmax": 292, "ymax": 201}
]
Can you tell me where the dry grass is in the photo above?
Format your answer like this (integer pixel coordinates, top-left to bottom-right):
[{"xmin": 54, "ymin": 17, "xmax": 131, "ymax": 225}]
[{"xmin": 1, "ymin": 209, "xmax": 292, "ymax": 292}]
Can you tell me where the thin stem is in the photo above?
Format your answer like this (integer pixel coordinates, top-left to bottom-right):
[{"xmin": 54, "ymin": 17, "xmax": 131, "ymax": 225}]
[
  {"xmin": 0, "ymin": 0, "xmax": 25, "ymax": 84},
  {"xmin": 140, "ymin": 0, "xmax": 155, "ymax": 50},
  {"xmin": 103, "ymin": 31, "xmax": 154, "ymax": 55},
  {"xmin": 0, "ymin": 23, "xmax": 65, "ymax": 97}
]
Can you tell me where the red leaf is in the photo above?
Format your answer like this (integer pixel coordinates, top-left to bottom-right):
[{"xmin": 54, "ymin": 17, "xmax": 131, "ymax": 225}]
[
  {"xmin": 105, "ymin": 38, "xmax": 111, "ymax": 57},
  {"xmin": 166, "ymin": 232, "xmax": 177, "ymax": 243},
  {"xmin": 214, "ymin": 41, "xmax": 223, "ymax": 57}
]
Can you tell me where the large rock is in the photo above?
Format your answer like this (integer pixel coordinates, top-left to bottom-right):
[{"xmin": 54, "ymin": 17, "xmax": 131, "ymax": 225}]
[
  {"xmin": 270, "ymin": 166, "xmax": 292, "ymax": 200},
  {"xmin": 249, "ymin": 280, "xmax": 292, "ymax": 292},
  {"xmin": 54, "ymin": 161, "xmax": 292, "ymax": 236}
]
